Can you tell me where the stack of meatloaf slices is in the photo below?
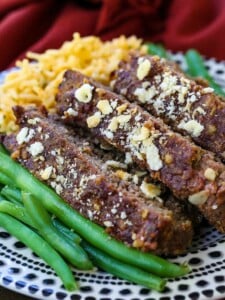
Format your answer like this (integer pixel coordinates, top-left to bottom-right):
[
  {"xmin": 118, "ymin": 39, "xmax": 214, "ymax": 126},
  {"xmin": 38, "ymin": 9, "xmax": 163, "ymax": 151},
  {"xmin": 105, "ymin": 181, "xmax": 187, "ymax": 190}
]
[{"xmin": 4, "ymin": 53, "xmax": 225, "ymax": 256}]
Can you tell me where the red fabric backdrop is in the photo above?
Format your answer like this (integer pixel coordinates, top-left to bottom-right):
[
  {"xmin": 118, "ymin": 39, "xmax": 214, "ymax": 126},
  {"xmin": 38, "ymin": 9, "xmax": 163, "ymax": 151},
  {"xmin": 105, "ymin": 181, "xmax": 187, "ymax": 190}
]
[{"xmin": 1, "ymin": 0, "xmax": 225, "ymax": 71}]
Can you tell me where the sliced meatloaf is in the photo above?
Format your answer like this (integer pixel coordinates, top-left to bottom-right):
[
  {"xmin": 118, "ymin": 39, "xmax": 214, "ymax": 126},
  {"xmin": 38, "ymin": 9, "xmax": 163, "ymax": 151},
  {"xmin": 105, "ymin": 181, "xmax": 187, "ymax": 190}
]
[
  {"xmin": 56, "ymin": 70, "xmax": 225, "ymax": 233},
  {"xmin": 3, "ymin": 105, "xmax": 194, "ymax": 255},
  {"xmin": 111, "ymin": 53, "xmax": 225, "ymax": 160},
  {"xmin": 72, "ymin": 126, "xmax": 203, "ymax": 229}
]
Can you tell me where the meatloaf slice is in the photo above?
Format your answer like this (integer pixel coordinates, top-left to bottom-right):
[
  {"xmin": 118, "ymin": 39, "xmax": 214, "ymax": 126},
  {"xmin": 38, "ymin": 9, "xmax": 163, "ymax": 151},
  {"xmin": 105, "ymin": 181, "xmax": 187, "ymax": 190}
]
[
  {"xmin": 72, "ymin": 126, "xmax": 203, "ymax": 229},
  {"xmin": 3, "ymin": 105, "xmax": 194, "ymax": 255},
  {"xmin": 111, "ymin": 53, "xmax": 225, "ymax": 161},
  {"xmin": 55, "ymin": 70, "xmax": 225, "ymax": 233}
]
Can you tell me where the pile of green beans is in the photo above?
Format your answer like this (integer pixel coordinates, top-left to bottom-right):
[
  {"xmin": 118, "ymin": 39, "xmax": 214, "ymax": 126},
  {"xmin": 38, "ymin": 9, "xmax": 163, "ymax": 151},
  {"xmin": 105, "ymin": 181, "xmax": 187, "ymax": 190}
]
[
  {"xmin": 0, "ymin": 212, "xmax": 77, "ymax": 291},
  {"xmin": 147, "ymin": 43, "xmax": 225, "ymax": 97},
  {"xmin": 0, "ymin": 146, "xmax": 190, "ymax": 292}
]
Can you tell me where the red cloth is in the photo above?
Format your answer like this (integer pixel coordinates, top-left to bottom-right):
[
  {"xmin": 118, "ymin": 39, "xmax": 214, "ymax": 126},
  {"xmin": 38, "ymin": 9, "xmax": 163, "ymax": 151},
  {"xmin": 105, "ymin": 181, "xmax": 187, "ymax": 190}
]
[{"xmin": 1, "ymin": 0, "xmax": 225, "ymax": 71}]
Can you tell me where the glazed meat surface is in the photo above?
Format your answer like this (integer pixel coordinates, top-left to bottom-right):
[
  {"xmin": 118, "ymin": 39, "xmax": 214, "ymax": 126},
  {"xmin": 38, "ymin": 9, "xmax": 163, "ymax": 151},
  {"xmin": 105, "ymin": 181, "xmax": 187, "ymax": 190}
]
[
  {"xmin": 3, "ymin": 106, "xmax": 194, "ymax": 255},
  {"xmin": 56, "ymin": 70, "xmax": 225, "ymax": 233}
]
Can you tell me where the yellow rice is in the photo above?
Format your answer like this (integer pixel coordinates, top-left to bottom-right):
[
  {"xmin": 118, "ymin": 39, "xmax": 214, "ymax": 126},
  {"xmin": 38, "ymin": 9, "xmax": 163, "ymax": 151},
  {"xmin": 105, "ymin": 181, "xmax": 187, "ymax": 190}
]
[{"xmin": 0, "ymin": 33, "xmax": 146, "ymax": 133}]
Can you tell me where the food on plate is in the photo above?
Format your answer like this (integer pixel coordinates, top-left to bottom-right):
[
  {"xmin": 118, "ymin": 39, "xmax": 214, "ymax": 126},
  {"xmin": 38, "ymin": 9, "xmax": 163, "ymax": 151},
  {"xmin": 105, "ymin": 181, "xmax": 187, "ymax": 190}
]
[
  {"xmin": 22, "ymin": 191, "xmax": 92, "ymax": 270},
  {"xmin": 0, "ymin": 33, "xmax": 225, "ymax": 293},
  {"xmin": 147, "ymin": 43, "xmax": 225, "ymax": 97},
  {"xmin": 0, "ymin": 148, "xmax": 190, "ymax": 292},
  {"xmin": 0, "ymin": 33, "xmax": 146, "ymax": 133},
  {"xmin": 111, "ymin": 53, "xmax": 225, "ymax": 160},
  {"xmin": 56, "ymin": 69, "xmax": 225, "ymax": 233},
  {"xmin": 2, "ymin": 105, "xmax": 194, "ymax": 255},
  {"xmin": 0, "ymin": 210, "xmax": 77, "ymax": 291},
  {"xmin": 0, "ymin": 187, "xmax": 82, "ymax": 243},
  {"xmin": 80, "ymin": 239, "xmax": 166, "ymax": 292}
]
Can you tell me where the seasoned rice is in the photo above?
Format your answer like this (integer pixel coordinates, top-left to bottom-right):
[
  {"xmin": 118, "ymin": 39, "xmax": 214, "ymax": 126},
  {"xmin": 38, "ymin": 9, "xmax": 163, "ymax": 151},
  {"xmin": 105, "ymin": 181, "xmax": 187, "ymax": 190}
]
[{"xmin": 0, "ymin": 33, "xmax": 146, "ymax": 133}]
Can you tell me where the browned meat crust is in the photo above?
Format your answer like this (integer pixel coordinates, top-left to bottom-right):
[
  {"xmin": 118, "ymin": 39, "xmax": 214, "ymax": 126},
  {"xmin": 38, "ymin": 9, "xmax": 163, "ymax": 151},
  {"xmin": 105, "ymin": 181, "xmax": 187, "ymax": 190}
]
[
  {"xmin": 56, "ymin": 70, "xmax": 225, "ymax": 233},
  {"xmin": 111, "ymin": 53, "xmax": 225, "ymax": 160},
  {"xmin": 3, "ymin": 105, "xmax": 194, "ymax": 255}
]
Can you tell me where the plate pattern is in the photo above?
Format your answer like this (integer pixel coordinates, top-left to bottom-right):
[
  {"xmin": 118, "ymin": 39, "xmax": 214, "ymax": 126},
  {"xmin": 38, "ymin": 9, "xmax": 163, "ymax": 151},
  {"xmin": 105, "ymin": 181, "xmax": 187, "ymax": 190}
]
[{"xmin": 0, "ymin": 54, "xmax": 225, "ymax": 300}]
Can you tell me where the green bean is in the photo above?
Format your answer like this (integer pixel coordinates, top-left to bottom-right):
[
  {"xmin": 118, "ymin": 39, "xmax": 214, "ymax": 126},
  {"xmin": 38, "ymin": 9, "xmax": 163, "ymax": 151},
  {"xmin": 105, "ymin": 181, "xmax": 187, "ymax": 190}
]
[
  {"xmin": 52, "ymin": 218, "xmax": 81, "ymax": 244},
  {"xmin": 147, "ymin": 43, "xmax": 169, "ymax": 58},
  {"xmin": 185, "ymin": 49, "xmax": 225, "ymax": 97},
  {"xmin": 0, "ymin": 151, "xmax": 190, "ymax": 278},
  {"xmin": 1, "ymin": 186, "xmax": 22, "ymax": 205},
  {"xmin": 22, "ymin": 192, "xmax": 92, "ymax": 270},
  {"xmin": 0, "ymin": 212, "xmax": 77, "ymax": 291},
  {"xmin": 1, "ymin": 185, "xmax": 81, "ymax": 244},
  {"xmin": 0, "ymin": 146, "xmax": 14, "ymax": 186},
  {"xmin": 0, "ymin": 200, "xmax": 34, "ymax": 227},
  {"xmin": 0, "ymin": 197, "xmax": 81, "ymax": 251},
  {"xmin": 0, "ymin": 194, "xmax": 7, "ymax": 202},
  {"xmin": 81, "ymin": 240, "xmax": 166, "ymax": 292},
  {"xmin": 0, "ymin": 172, "xmax": 14, "ymax": 186},
  {"xmin": 45, "ymin": 200, "xmax": 190, "ymax": 277},
  {"xmin": 0, "ymin": 144, "xmax": 9, "ymax": 155}
]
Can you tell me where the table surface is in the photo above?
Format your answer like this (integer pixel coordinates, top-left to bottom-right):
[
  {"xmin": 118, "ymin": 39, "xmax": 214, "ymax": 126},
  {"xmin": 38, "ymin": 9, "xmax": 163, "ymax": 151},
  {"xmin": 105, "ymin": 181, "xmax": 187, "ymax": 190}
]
[{"xmin": 0, "ymin": 287, "xmax": 35, "ymax": 300}]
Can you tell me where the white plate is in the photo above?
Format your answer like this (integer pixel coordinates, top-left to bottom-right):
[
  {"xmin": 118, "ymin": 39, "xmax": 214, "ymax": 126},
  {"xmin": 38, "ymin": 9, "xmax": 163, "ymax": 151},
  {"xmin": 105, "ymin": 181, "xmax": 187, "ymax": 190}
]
[{"xmin": 0, "ymin": 54, "xmax": 225, "ymax": 300}]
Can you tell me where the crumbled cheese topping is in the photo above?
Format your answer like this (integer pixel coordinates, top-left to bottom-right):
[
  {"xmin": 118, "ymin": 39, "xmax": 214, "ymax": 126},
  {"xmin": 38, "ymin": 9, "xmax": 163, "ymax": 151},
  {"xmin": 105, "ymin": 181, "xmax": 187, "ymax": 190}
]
[
  {"xmin": 160, "ymin": 72, "xmax": 177, "ymax": 94},
  {"xmin": 116, "ymin": 103, "xmax": 128, "ymax": 114},
  {"xmin": 204, "ymin": 168, "xmax": 217, "ymax": 181},
  {"xmin": 132, "ymin": 174, "xmax": 139, "ymax": 184},
  {"xmin": 124, "ymin": 152, "xmax": 133, "ymax": 164},
  {"xmin": 120, "ymin": 211, "xmax": 127, "ymax": 219},
  {"xmin": 40, "ymin": 166, "xmax": 53, "ymax": 180},
  {"xmin": 117, "ymin": 114, "xmax": 131, "ymax": 126},
  {"xmin": 108, "ymin": 117, "xmax": 118, "ymax": 132},
  {"xmin": 56, "ymin": 155, "xmax": 64, "ymax": 165},
  {"xmin": 140, "ymin": 181, "xmax": 161, "ymax": 198},
  {"xmin": 120, "ymin": 88, "xmax": 128, "ymax": 94},
  {"xmin": 97, "ymin": 100, "xmax": 112, "ymax": 115},
  {"xmin": 178, "ymin": 119, "xmax": 204, "ymax": 137},
  {"xmin": 115, "ymin": 170, "xmax": 130, "ymax": 180},
  {"xmin": 16, "ymin": 127, "xmax": 35, "ymax": 145},
  {"xmin": 104, "ymin": 220, "xmax": 113, "ymax": 227},
  {"xmin": 103, "ymin": 129, "xmax": 114, "ymax": 139},
  {"xmin": 111, "ymin": 100, "xmax": 118, "ymax": 109},
  {"xmin": 111, "ymin": 208, "xmax": 117, "ymax": 214},
  {"xmin": 192, "ymin": 107, "xmax": 206, "ymax": 118},
  {"xmin": 87, "ymin": 112, "xmax": 102, "ymax": 128},
  {"xmin": 202, "ymin": 87, "xmax": 214, "ymax": 94},
  {"xmin": 188, "ymin": 190, "xmax": 209, "ymax": 206},
  {"xmin": 28, "ymin": 141, "xmax": 44, "ymax": 157},
  {"xmin": 117, "ymin": 58, "xmax": 214, "ymax": 144},
  {"xmin": 134, "ymin": 85, "xmax": 156, "ymax": 103},
  {"xmin": 107, "ymin": 114, "xmax": 131, "ymax": 132},
  {"xmin": 188, "ymin": 94, "xmax": 197, "ymax": 103},
  {"xmin": 105, "ymin": 160, "xmax": 127, "ymax": 170},
  {"xmin": 27, "ymin": 118, "xmax": 40, "ymax": 125},
  {"xmin": 65, "ymin": 108, "xmax": 78, "ymax": 116},
  {"xmin": 146, "ymin": 143, "xmax": 163, "ymax": 171},
  {"xmin": 132, "ymin": 126, "xmax": 150, "ymax": 141},
  {"xmin": 75, "ymin": 83, "xmax": 94, "ymax": 103},
  {"xmin": 136, "ymin": 57, "xmax": 151, "ymax": 80}
]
